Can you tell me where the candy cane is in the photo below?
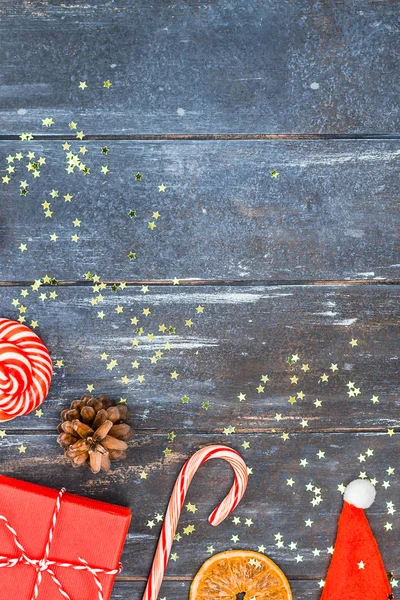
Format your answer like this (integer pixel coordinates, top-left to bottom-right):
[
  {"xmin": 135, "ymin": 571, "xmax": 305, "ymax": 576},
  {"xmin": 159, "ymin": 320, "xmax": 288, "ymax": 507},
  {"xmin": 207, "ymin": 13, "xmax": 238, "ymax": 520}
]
[{"xmin": 142, "ymin": 445, "xmax": 248, "ymax": 600}]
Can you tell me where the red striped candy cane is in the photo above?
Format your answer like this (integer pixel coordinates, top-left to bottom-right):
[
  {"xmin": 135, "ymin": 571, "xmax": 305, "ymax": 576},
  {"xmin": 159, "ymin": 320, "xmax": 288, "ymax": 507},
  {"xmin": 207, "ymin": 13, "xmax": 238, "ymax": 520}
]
[
  {"xmin": 0, "ymin": 319, "xmax": 52, "ymax": 420},
  {"xmin": 142, "ymin": 445, "xmax": 248, "ymax": 600}
]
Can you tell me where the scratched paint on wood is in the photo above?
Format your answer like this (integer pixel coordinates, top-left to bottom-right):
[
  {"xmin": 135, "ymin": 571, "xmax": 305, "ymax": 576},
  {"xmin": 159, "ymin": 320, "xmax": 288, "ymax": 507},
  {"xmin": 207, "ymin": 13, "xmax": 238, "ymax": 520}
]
[
  {"xmin": 0, "ymin": 1, "xmax": 399, "ymax": 134},
  {"xmin": 0, "ymin": 1, "xmax": 399, "ymax": 598},
  {"xmin": 0, "ymin": 284, "xmax": 398, "ymax": 432},
  {"xmin": 1, "ymin": 140, "xmax": 399, "ymax": 282},
  {"xmin": 0, "ymin": 433, "xmax": 397, "ymax": 578}
]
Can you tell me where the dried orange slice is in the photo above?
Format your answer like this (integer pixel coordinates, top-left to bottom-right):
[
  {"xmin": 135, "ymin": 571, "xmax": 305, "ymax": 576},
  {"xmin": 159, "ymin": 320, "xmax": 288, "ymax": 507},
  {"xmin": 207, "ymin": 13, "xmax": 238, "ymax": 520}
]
[{"xmin": 190, "ymin": 549, "xmax": 292, "ymax": 600}]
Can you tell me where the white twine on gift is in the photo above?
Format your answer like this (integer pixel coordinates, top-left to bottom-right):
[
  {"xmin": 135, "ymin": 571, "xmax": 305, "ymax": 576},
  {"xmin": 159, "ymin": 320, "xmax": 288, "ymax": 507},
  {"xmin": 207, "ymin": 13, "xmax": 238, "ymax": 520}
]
[{"xmin": 0, "ymin": 488, "xmax": 122, "ymax": 600}]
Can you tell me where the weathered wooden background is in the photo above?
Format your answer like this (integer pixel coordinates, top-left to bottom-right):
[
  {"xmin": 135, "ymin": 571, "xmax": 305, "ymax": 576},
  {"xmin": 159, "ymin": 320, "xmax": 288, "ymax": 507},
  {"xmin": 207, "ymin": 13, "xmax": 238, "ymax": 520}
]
[{"xmin": 0, "ymin": 2, "xmax": 399, "ymax": 599}]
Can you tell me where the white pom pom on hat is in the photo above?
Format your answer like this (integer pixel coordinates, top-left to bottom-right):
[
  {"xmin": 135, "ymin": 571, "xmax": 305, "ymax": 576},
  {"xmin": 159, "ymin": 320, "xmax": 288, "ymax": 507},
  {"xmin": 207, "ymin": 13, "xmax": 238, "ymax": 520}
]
[{"xmin": 343, "ymin": 479, "xmax": 376, "ymax": 509}]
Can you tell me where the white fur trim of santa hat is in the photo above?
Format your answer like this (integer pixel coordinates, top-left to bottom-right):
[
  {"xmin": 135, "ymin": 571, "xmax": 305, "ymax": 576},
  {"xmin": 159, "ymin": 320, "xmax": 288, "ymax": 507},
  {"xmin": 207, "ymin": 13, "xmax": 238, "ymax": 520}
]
[{"xmin": 344, "ymin": 479, "xmax": 376, "ymax": 509}]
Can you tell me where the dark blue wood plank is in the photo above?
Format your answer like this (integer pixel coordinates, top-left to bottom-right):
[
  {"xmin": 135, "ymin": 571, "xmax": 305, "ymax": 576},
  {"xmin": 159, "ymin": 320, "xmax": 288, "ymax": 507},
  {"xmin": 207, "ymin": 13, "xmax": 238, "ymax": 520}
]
[
  {"xmin": 0, "ymin": 1, "xmax": 399, "ymax": 134},
  {"xmin": 0, "ymin": 284, "xmax": 398, "ymax": 432},
  {"xmin": 111, "ymin": 579, "xmax": 321, "ymax": 600},
  {"xmin": 0, "ymin": 432, "xmax": 398, "ymax": 578},
  {"xmin": 1, "ymin": 140, "xmax": 399, "ymax": 282}
]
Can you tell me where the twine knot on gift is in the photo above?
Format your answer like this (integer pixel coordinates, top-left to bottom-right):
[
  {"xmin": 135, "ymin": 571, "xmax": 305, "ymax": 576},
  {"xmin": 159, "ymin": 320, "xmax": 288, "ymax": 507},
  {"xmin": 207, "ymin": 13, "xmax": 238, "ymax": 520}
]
[{"xmin": 0, "ymin": 487, "xmax": 123, "ymax": 600}]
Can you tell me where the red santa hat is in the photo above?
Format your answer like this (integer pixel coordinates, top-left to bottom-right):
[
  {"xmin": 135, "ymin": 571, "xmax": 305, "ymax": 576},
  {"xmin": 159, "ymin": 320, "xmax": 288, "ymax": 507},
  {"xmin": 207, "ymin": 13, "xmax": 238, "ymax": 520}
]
[{"xmin": 321, "ymin": 479, "xmax": 393, "ymax": 600}]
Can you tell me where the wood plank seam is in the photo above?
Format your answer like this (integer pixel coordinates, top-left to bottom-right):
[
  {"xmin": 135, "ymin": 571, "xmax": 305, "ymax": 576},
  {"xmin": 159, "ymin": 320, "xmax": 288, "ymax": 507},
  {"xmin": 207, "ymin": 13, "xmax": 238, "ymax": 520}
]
[
  {"xmin": 1, "ymin": 134, "xmax": 400, "ymax": 141},
  {"xmin": 1, "ymin": 280, "xmax": 399, "ymax": 287},
  {"xmin": 6, "ymin": 429, "xmax": 400, "ymax": 436}
]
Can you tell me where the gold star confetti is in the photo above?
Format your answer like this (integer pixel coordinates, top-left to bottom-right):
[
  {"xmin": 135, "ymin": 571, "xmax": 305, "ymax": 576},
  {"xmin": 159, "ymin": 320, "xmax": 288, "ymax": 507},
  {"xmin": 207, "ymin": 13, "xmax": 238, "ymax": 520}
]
[
  {"xmin": 183, "ymin": 524, "xmax": 195, "ymax": 535},
  {"xmin": 223, "ymin": 425, "xmax": 235, "ymax": 435}
]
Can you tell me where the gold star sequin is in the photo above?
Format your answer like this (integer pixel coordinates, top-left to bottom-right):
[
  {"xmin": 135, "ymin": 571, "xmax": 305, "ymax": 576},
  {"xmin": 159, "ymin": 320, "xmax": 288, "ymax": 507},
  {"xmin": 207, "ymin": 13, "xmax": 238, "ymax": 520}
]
[{"xmin": 183, "ymin": 525, "xmax": 195, "ymax": 535}]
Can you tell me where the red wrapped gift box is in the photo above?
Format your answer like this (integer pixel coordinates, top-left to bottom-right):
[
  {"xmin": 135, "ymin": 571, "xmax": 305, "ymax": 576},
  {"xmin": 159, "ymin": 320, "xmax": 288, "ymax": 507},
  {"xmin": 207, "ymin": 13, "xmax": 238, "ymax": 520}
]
[{"xmin": 0, "ymin": 474, "xmax": 131, "ymax": 600}]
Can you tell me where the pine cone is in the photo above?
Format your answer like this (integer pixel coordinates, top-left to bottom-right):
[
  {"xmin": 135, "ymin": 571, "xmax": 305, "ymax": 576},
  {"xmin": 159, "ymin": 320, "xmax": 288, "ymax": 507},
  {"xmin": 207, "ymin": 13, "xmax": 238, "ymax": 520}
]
[{"xmin": 57, "ymin": 394, "xmax": 133, "ymax": 474}]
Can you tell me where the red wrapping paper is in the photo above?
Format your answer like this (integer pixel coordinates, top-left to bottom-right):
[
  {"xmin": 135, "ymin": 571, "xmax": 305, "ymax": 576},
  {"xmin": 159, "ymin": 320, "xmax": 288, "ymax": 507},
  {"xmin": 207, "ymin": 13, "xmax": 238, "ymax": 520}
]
[{"xmin": 0, "ymin": 474, "xmax": 131, "ymax": 600}]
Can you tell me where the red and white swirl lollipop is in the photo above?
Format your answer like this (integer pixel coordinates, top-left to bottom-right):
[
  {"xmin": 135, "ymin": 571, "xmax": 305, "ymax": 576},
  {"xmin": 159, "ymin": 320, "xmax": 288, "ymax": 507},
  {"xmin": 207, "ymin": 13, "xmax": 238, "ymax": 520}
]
[{"xmin": 0, "ymin": 319, "xmax": 52, "ymax": 421}]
